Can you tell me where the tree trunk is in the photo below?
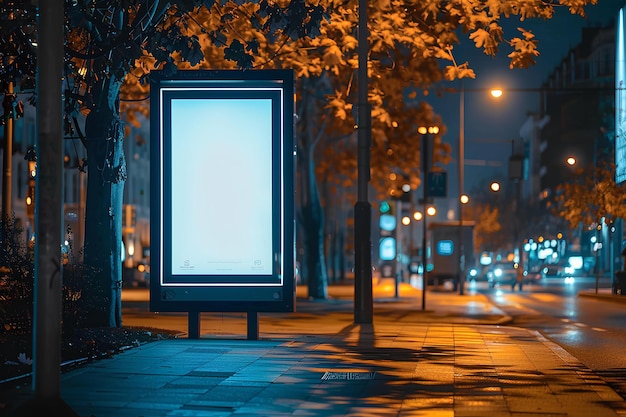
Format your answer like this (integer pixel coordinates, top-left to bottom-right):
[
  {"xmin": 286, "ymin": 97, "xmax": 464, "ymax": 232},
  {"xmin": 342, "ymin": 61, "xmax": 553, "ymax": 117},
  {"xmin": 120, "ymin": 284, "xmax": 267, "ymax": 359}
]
[
  {"xmin": 301, "ymin": 149, "xmax": 328, "ymax": 299},
  {"xmin": 296, "ymin": 77, "xmax": 331, "ymax": 299},
  {"xmin": 82, "ymin": 76, "xmax": 126, "ymax": 327}
]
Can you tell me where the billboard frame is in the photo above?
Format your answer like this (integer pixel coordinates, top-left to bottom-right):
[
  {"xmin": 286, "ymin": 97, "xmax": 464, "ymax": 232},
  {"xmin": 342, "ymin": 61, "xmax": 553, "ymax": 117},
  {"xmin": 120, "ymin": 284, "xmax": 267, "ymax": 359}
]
[{"xmin": 149, "ymin": 69, "xmax": 295, "ymax": 317}]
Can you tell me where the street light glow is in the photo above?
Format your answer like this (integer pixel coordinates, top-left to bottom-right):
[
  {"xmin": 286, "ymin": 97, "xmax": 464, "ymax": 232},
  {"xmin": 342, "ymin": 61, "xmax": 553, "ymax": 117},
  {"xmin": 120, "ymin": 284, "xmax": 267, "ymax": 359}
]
[
  {"xmin": 490, "ymin": 88, "xmax": 503, "ymax": 98},
  {"xmin": 426, "ymin": 206, "xmax": 437, "ymax": 216},
  {"xmin": 566, "ymin": 156, "xmax": 576, "ymax": 166},
  {"xmin": 460, "ymin": 194, "xmax": 470, "ymax": 204},
  {"xmin": 419, "ymin": 126, "xmax": 439, "ymax": 135},
  {"xmin": 413, "ymin": 211, "xmax": 423, "ymax": 221},
  {"xmin": 490, "ymin": 182, "xmax": 501, "ymax": 192}
]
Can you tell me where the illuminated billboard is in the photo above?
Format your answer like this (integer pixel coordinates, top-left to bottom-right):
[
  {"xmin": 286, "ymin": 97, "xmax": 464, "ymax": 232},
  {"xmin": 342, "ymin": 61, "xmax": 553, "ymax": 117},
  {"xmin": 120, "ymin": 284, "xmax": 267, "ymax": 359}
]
[
  {"xmin": 150, "ymin": 70, "xmax": 295, "ymax": 312},
  {"xmin": 617, "ymin": 7, "xmax": 626, "ymax": 184}
]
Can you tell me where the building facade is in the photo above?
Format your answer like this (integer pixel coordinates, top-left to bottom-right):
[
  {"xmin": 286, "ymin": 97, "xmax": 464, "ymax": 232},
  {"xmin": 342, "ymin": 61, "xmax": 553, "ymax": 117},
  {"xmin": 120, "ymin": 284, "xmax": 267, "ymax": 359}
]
[{"xmin": 538, "ymin": 20, "xmax": 623, "ymax": 276}]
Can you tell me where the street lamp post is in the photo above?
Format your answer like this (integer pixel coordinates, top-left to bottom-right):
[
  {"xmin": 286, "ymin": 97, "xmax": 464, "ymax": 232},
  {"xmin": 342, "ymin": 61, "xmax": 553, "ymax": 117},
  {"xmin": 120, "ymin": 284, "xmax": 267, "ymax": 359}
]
[
  {"xmin": 456, "ymin": 85, "xmax": 509, "ymax": 294},
  {"xmin": 419, "ymin": 125, "xmax": 438, "ymax": 310},
  {"xmin": 354, "ymin": 0, "xmax": 373, "ymax": 324},
  {"xmin": 458, "ymin": 83, "xmax": 465, "ymax": 295}
]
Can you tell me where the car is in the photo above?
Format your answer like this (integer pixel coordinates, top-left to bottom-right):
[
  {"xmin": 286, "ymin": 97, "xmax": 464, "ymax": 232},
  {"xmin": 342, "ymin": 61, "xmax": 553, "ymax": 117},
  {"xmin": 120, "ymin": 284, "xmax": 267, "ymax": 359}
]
[
  {"xmin": 487, "ymin": 262, "xmax": 518, "ymax": 288},
  {"xmin": 467, "ymin": 265, "xmax": 489, "ymax": 282},
  {"xmin": 540, "ymin": 261, "xmax": 566, "ymax": 278},
  {"xmin": 524, "ymin": 264, "xmax": 543, "ymax": 282}
]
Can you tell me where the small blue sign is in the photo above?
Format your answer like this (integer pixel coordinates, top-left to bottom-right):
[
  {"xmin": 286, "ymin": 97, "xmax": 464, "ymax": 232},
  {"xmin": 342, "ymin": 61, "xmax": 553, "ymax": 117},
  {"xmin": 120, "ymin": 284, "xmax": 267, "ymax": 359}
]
[
  {"xmin": 427, "ymin": 171, "xmax": 447, "ymax": 197},
  {"xmin": 437, "ymin": 240, "xmax": 454, "ymax": 256}
]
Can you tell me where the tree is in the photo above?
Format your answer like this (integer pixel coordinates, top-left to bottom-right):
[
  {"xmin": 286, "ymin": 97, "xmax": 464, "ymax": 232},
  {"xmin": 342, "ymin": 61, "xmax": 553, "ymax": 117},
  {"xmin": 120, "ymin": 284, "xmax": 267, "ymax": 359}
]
[
  {"xmin": 265, "ymin": 0, "xmax": 600, "ymax": 297},
  {"xmin": 1, "ymin": 0, "xmax": 601, "ymax": 319},
  {"xmin": 554, "ymin": 162, "xmax": 626, "ymax": 231},
  {"xmin": 463, "ymin": 202, "xmax": 502, "ymax": 253},
  {"xmin": 69, "ymin": 1, "xmax": 328, "ymax": 326},
  {"xmin": 2, "ymin": 0, "xmax": 328, "ymax": 326}
]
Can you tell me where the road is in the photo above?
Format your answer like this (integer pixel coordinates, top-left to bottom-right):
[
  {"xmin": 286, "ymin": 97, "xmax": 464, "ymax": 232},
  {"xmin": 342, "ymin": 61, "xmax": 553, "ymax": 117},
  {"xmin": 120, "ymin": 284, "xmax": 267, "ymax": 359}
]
[
  {"xmin": 472, "ymin": 276, "xmax": 626, "ymax": 370},
  {"xmin": 472, "ymin": 275, "xmax": 626, "ymax": 396}
]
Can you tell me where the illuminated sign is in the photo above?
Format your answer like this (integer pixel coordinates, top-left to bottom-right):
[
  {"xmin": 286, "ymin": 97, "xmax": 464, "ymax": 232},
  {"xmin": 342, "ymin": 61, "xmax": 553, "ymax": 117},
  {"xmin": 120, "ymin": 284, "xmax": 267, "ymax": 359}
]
[
  {"xmin": 150, "ymin": 70, "xmax": 295, "ymax": 312},
  {"xmin": 437, "ymin": 240, "xmax": 454, "ymax": 256},
  {"xmin": 379, "ymin": 237, "xmax": 396, "ymax": 261},
  {"xmin": 379, "ymin": 214, "xmax": 396, "ymax": 231}
]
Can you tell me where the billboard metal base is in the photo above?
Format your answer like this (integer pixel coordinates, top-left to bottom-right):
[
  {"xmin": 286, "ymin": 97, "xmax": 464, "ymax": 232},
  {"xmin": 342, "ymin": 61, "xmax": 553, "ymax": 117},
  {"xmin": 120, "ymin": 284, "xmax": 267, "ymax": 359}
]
[{"xmin": 186, "ymin": 311, "xmax": 259, "ymax": 340}]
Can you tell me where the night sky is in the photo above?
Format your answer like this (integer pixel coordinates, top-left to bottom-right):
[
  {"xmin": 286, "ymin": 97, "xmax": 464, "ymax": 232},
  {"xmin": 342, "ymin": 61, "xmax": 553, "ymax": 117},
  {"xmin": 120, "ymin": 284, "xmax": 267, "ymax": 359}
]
[{"xmin": 425, "ymin": 1, "xmax": 624, "ymax": 211}]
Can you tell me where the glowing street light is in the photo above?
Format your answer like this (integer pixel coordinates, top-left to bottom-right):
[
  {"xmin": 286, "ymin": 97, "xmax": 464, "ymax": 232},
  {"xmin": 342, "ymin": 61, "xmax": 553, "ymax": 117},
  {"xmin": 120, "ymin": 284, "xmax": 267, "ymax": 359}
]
[
  {"xmin": 490, "ymin": 88, "xmax": 504, "ymax": 98},
  {"xmin": 457, "ymin": 85, "xmax": 504, "ymax": 295},
  {"xmin": 490, "ymin": 181, "xmax": 501, "ymax": 192},
  {"xmin": 418, "ymin": 124, "xmax": 439, "ymax": 310},
  {"xmin": 418, "ymin": 125, "xmax": 440, "ymax": 135},
  {"xmin": 566, "ymin": 156, "xmax": 577, "ymax": 166}
]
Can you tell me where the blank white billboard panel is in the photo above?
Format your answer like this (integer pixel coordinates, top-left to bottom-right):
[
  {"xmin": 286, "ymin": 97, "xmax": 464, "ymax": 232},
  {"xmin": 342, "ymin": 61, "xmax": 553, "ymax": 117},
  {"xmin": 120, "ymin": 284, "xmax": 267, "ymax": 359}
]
[{"xmin": 150, "ymin": 70, "xmax": 295, "ymax": 313}]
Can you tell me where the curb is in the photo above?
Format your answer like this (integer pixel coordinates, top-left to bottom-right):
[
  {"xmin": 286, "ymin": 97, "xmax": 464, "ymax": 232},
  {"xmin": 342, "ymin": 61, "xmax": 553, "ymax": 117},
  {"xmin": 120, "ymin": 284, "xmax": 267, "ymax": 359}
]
[{"xmin": 578, "ymin": 291, "xmax": 626, "ymax": 304}]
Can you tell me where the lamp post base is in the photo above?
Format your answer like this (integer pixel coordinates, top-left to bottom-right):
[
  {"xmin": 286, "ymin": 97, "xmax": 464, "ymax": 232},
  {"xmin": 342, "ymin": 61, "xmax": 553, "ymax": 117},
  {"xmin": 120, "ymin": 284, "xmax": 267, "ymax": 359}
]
[{"xmin": 354, "ymin": 201, "xmax": 373, "ymax": 324}]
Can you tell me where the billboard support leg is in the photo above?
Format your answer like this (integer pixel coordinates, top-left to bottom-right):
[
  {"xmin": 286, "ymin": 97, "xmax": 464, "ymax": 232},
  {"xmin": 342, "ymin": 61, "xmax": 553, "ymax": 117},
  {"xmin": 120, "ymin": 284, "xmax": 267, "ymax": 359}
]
[
  {"xmin": 188, "ymin": 312, "xmax": 200, "ymax": 339},
  {"xmin": 247, "ymin": 312, "xmax": 259, "ymax": 340}
]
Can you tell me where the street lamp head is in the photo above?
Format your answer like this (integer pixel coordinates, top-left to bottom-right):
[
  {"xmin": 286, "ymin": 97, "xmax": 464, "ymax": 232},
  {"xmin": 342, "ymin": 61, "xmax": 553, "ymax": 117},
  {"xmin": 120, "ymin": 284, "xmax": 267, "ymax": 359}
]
[
  {"xmin": 460, "ymin": 194, "xmax": 470, "ymax": 204},
  {"xmin": 566, "ymin": 156, "xmax": 576, "ymax": 166},
  {"xmin": 490, "ymin": 181, "xmax": 501, "ymax": 192},
  {"xmin": 418, "ymin": 126, "xmax": 439, "ymax": 135},
  {"xmin": 490, "ymin": 88, "xmax": 503, "ymax": 99}
]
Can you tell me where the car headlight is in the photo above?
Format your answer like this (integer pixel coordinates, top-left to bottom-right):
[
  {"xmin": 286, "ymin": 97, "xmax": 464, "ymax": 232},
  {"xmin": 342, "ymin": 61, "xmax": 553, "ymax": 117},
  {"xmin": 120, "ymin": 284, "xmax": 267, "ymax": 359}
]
[{"xmin": 494, "ymin": 268, "xmax": 503, "ymax": 277}]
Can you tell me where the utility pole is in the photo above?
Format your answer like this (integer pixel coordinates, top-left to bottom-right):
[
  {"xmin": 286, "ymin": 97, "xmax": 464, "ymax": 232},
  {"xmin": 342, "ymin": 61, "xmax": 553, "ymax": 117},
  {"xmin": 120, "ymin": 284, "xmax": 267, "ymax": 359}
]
[
  {"xmin": 354, "ymin": 0, "xmax": 373, "ymax": 324},
  {"xmin": 458, "ymin": 83, "xmax": 465, "ymax": 295},
  {"xmin": 421, "ymin": 132, "xmax": 429, "ymax": 311},
  {"xmin": 14, "ymin": 1, "xmax": 78, "ymax": 415}
]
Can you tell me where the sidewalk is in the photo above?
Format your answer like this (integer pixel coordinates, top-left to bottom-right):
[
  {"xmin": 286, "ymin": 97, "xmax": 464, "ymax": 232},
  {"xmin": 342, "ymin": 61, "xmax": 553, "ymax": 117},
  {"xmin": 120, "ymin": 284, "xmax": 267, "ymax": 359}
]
[
  {"xmin": 579, "ymin": 286, "xmax": 626, "ymax": 303},
  {"xmin": 3, "ymin": 282, "xmax": 626, "ymax": 416}
]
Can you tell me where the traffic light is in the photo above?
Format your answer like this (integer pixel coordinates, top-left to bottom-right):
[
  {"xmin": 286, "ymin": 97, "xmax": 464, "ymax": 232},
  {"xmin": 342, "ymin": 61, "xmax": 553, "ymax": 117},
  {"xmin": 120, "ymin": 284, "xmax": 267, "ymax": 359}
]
[
  {"xmin": 399, "ymin": 187, "xmax": 411, "ymax": 203},
  {"xmin": 390, "ymin": 183, "xmax": 411, "ymax": 202},
  {"xmin": 379, "ymin": 200, "xmax": 394, "ymax": 216},
  {"xmin": 379, "ymin": 201, "xmax": 396, "ymax": 232}
]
